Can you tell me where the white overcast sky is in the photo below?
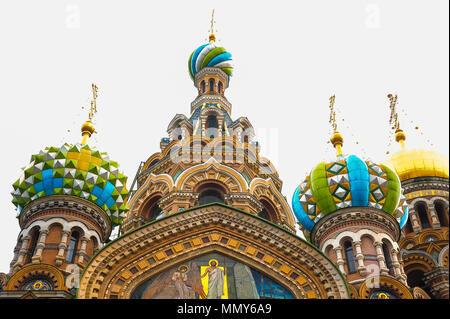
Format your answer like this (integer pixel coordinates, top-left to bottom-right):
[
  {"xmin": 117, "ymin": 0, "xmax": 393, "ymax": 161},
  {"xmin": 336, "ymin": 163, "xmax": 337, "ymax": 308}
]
[{"xmin": 0, "ymin": 0, "xmax": 448, "ymax": 272}]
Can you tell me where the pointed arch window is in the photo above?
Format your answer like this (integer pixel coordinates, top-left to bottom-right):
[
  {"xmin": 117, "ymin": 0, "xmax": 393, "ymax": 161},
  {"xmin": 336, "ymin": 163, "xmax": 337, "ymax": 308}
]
[
  {"xmin": 209, "ymin": 78, "xmax": 215, "ymax": 92},
  {"xmin": 218, "ymin": 81, "xmax": 223, "ymax": 94},
  {"xmin": 66, "ymin": 231, "xmax": 79, "ymax": 263},
  {"xmin": 344, "ymin": 241, "xmax": 357, "ymax": 274}
]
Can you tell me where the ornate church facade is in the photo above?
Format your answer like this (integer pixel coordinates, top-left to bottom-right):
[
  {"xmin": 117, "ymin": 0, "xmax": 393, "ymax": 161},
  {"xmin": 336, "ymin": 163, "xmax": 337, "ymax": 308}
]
[{"xmin": 0, "ymin": 26, "xmax": 448, "ymax": 300}]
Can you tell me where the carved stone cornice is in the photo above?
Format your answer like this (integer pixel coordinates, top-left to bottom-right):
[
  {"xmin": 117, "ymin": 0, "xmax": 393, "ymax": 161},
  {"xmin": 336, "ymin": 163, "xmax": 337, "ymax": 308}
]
[
  {"xmin": 311, "ymin": 207, "xmax": 401, "ymax": 247},
  {"xmin": 78, "ymin": 204, "xmax": 349, "ymax": 299},
  {"xmin": 224, "ymin": 192, "xmax": 264, "ymax": 211},
  {"xmin": 424, "ymin": 266, "xmax": 449, "ymax": 299},
  {"xmin": 19, "ymin": 195, "xmax": 112, "ymax": 241},
  {"xmin": 401, "ymin": 176, "xmax": 449, "ymax": 195}
]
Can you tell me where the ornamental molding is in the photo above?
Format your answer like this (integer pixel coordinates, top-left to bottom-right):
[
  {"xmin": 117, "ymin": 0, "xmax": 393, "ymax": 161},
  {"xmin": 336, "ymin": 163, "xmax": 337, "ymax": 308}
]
[
  {"xmin": 19, "ymin": 195, "xmax": 111, "ymax": 241},
  {"xmin": 190, "ymin": 94, "xmax": 232, "ymax": 115},
  {"xmin": 402, "ymin": 177, "xmax": 449, "ymax": 196},
  {"xmin": 358, "ymin": 275, "xmax": 413, "ymax": 299},
  {"xmin": 311, "ymin": 207, "xmax": 401, "ymax": 248},
  {"xmin": 77, "ymin": 204, "xmax": 349, "ymax": 299},
  {"xmin": 5, "ymin": 263, "xmax": 67, "ymax": 291}
]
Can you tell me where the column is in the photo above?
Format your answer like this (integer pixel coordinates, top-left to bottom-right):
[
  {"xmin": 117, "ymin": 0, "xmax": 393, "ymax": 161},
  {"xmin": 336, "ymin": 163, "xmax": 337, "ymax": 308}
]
[
  {"xmin": 390, "ymin": 248, "xmax": 403, "ymax": 279},
  {"xmin": 55, "ymin": 230, "xmax": 71, "ymax": 266},
  {"xmin": 427, "ymin": 204, "xmax": 441, "ymax": 230},
  {"xmin": 374, "ymin": 242, "xmax": 389, "ymax": 275},
  {"xmin": 354, "ymin": 241, "xmax": 367, "ymax": 276},
  {"xmin": 77, "ymin": 236, "xmax": 90, "ymax": 265},
  {"xmin": 409, "ymin": 210, "xmax": 421, "ymax": 233},
  {"xmin": 9, "ymin": 241, "xmax": 22, "ymax": 274},
  {"xmin": 13, "ymin": 236, "xmax": 31, "ymax": 271},
  {"xmin": 32, "ymin": 229, "xmax": 49, "ymax": 263},
  {"xmin": 334, "ymin": 246, "xmax": 345, "ymax": 274}
]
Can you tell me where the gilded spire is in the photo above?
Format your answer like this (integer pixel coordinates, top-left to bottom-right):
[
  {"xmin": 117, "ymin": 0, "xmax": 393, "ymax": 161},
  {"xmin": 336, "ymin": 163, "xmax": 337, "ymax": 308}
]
[
  {"xmin": 209, "ymin": 9, "xmax": 216, "ymax": 43},
  {"xmin": 81, "ymin": 83, "xmax": 98, "ymax": 144},
  {"xmin": 329, "ymin": 95, "xmax": 344, "ymax": 157},
  {"xmin": 388, "ymin": 93, "xmax": 406, "ymax": 149}
]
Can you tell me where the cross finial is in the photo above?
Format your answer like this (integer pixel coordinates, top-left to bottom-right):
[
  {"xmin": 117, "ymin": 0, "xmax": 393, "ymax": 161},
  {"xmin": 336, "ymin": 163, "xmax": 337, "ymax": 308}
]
[
  {"xmin": 89, "ymin": 83, "xmax": 98, "ymax": 121},
  {"xmin": 209, "ymin": 9, "xmax": 216, "ymax": 43},
  {"xmin": 387, "ymin": 93, "xmax": 406, "ymax": 148},
  {"xmin": 81, "ymin": 83, "xmax": 99, "ymax": 144},
  {"xmin": 329, "ymin": 95, "xmax": 337, "ymax": 133},
  {"xmin": 329, "ymin": 95, "xmax": 344, "ymax": 156}
]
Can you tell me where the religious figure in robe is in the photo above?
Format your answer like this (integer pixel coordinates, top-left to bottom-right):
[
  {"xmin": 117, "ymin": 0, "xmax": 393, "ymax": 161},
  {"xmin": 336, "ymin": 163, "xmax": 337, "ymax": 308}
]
[
  {"xmin": 172, "ymin": 265, "xmax": 190, "ymax": 299},
  {"xmin": 201, "ymin": 259, "xmax": 225, "ymax": 299}
]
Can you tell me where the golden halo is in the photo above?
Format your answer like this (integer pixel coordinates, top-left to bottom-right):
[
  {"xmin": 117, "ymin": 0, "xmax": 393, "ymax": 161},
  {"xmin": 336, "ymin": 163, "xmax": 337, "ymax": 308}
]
[
  {"xmin": 208, "ymin": 259, "xmax": 219, "ymax": 267},
  {"xmin": 178, "ymin": 264, "xmax": 189, "ymax": 273}
]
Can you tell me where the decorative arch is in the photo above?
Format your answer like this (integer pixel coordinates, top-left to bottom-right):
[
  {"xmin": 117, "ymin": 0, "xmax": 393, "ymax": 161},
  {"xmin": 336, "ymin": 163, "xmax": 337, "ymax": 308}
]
[
  {"xmin": 5, "ymin": 263, "xmax": 67, "ymax": 292},
  {"xmin": 19, "ymin": 218, "xmax": 101, "ymax": 244},
  {"xmin": 358, "ymin": 275, "xmax": 413, "ymax": 299},
  {"xmin": 438, "ymin": 245, "xmax": 449, "ymax": 267},
  {"xmin": 77, "ymin": 204, "xmax": 349, "ymax": 299},
  {"xmin": 418, "ymin": 229, "xmax": 445, "ymax": 244},
  {"xmin": 127, "ymin": 173, "xmax": 174, "ymax": 217},
  {"xmin": 142, "ymin": 153, "xmax": 162, "ymax": 171},
  {"xmin": 175, "ymin": 157, "xmax": 248, "ymax": 193},
  {"xmin": 249, "ymin": 178, "xmax": 296, "ymax": 228}
]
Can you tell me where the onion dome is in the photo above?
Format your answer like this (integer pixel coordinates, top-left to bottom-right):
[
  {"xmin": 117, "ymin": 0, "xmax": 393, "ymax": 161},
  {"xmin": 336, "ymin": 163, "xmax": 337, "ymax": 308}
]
[
  {"xmin": 188, "ymin": 42, "xmax": 233, "ymax": 80},
  {"xmin": 292, "ymin": 155, "xmax": 409, "ymax": 236},
  {"xmin": 11, "ymin": 143, "xmax": 129, "ymax": 226},
  {"xmin": 384, "ymin": 130, "xmax": 449, "ymax": 181}
]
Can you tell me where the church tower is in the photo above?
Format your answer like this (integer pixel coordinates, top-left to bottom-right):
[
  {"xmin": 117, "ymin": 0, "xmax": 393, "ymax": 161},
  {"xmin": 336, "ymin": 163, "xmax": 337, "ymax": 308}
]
[
  {"xmin": 1, "ymin": 85, "xmax": 129, "ymax": 298},
  {"xmin": 383, "ymin": 94, "xmax": 449, "ymax": 299},
  {"xmin": 292, "ymin": 96, "xmax": 412, "ymax": 299},
  {"xmin": 75, "ymin": 17, "xmax": 349, "ymax": 300}
]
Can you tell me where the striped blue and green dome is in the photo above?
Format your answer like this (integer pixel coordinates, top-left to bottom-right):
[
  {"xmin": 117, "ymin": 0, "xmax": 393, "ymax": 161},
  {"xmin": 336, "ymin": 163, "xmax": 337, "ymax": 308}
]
[
  {"xmin": 292, "ymin": 155, "xmax": 409, "ymax": 236},
  {"xmin": 11, "ymin": 143, "xmax": 129, "ymax": 226},
  {"xmin": 188, "ymin": 43, "xmax": 233, "ymax": 80}
]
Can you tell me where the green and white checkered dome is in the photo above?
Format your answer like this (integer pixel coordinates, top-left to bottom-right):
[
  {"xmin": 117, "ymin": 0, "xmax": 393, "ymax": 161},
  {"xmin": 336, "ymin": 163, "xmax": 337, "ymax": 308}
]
[{"xmin": 11, "ymin": 143, "xmax": 129, "ymax": 226}]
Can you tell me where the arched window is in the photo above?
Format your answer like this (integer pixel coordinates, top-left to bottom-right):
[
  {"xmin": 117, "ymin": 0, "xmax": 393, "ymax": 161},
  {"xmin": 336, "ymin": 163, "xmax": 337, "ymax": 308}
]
[
  {"xmin": 209, "ymin": 78, "xmax": 215, "ymax": 92},
  {"xmin": 406, "ymin": 269, "xmax": 431, "ymax": 297},
  {"xmin": 344, "ymin": 241, "xmax": 357, "ymax": 274},
  {"xmin": 417, "ymin": 203, "xmax": 431, "ymax": 229},
  {"xmin": 199, "ymin": 189, "xmax": 224, "ymax": 205},
  {"xmin": 143, "ymin": 196, "xmax": 164, "ymax": 222},
  {"xmin": 382, "ymin": 242, "xmax": 394, "ymax": 275},
  {"xmin": 28, "ymin": 230, "xmax": 40, "ymax": 262},
  {"xmin": 258, "ymin": 209, "xmax": 270, "ymax": 220},
  {"xmin": 207, "ymin": 115, "xmax": 218, "ymax": 139},
  {"xmin": 66, "ymin": 231, "xmax": 79, "ymax": 263},
  {"xmin": 435, "ymin": 201, "xmax": 448, "ymax": 227},
  {"xmin": 200, "ymin": 80, "xmax": 206, "ymax": 93},
  {"xmin": 405, "ymin": 217, "xmax": 414, "ymax": 234},
  {"xmin": 218, "ymin": 81, "xmax": 223, "ymax": 94},
  {"xmin": 258, "ymin": 199, "xmax": 277, "ymax": 222},
  {"xmin": 149, "ymin": 204, "xmax": 164, "ymax": 221}
]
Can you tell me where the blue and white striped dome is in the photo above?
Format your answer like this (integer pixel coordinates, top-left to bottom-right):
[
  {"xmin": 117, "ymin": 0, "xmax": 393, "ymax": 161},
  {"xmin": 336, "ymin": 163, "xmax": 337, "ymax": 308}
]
[{"xmin": 188, "ymin": 43, "xmax": 233, "ymax": 80}]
